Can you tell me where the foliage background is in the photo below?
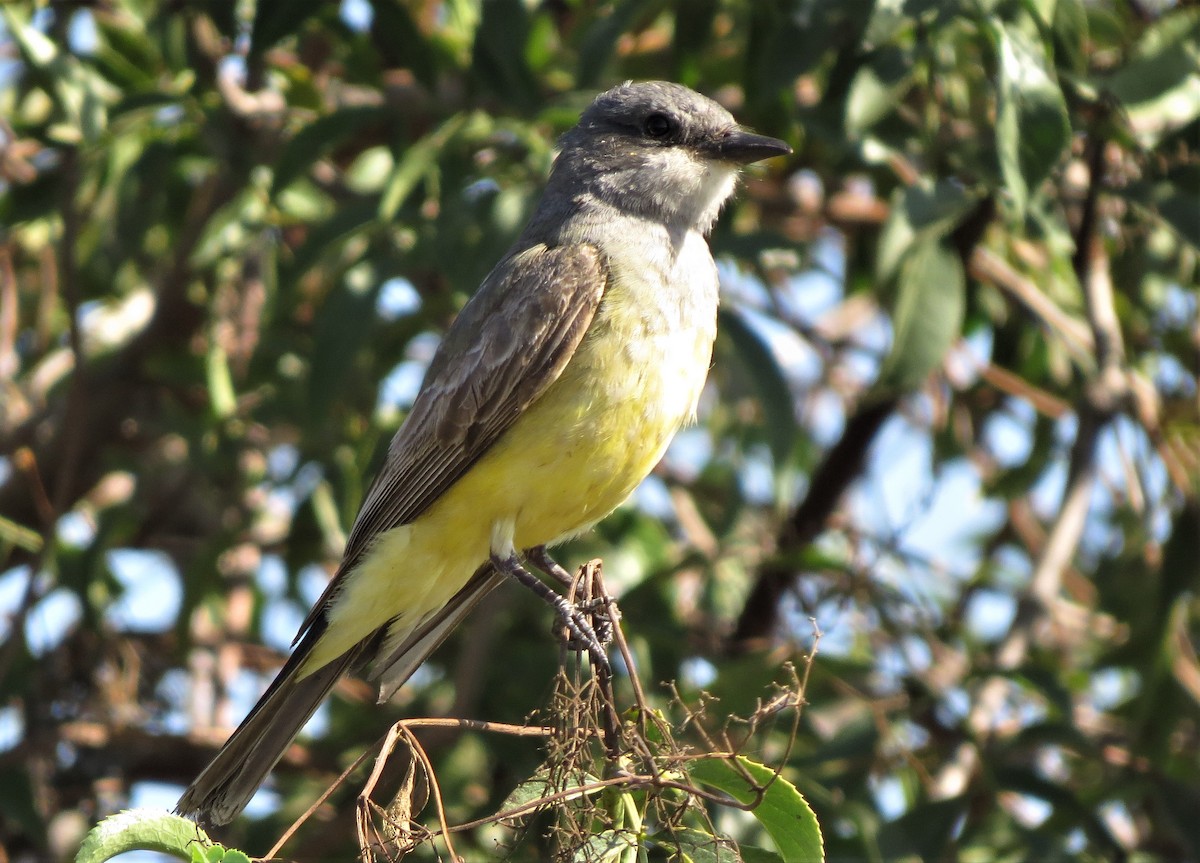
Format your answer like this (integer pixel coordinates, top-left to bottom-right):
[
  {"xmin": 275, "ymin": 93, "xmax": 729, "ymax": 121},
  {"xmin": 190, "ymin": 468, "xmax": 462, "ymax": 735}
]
[{"xmin": 1, "ymin": 0, "xmax": 1198, "ymax": 860}]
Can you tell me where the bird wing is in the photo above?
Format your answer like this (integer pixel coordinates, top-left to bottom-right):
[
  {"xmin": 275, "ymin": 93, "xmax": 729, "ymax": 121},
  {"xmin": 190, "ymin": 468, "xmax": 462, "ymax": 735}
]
[
  {"xmin": 176, "ymin": 244, "xmax": 607, "ymax": 825},
  {"xmin": 296, "ymin": 242, "xmax": 608, "ymax": 642}
]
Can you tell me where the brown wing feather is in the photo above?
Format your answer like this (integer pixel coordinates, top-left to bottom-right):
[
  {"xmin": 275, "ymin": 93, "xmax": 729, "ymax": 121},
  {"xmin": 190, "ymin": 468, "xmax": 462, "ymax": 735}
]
[
  {"xmin": 295, "ymin": 243, "xmax": 607, "ymax": 641},
  {"xmin": 179, "ymin": 245, "xmax": 607, "ymax": 824}
]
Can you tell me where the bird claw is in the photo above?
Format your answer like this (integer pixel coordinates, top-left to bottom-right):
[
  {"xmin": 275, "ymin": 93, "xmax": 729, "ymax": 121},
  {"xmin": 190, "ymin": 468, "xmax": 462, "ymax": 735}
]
[
  {"xmin": 492, "ymin": 551, "xmax": 612, "ymax": 673},
  {"xmin": 555, "ymin": 597, "xmax": 614, "ymax": 672}
]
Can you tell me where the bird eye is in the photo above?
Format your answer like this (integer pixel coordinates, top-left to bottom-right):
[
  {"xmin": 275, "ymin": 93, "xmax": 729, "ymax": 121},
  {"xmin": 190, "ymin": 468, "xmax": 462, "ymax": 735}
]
[{"xmin": 643, "ymin": 113, "xmax": 673, "ymax": 139}]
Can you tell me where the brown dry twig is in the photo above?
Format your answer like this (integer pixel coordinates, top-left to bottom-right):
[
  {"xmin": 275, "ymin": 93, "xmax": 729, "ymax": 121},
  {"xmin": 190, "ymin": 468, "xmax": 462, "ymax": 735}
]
[{"xmin": 263, "ymin": 561, "xmax": 814, "ymax": 861}]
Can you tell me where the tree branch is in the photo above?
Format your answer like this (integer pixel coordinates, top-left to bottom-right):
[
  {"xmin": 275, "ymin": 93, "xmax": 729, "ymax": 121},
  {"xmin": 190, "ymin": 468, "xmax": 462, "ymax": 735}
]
[{"xmin": 932, "ymin": 130, "xmax": 1129, "ymax": 798}]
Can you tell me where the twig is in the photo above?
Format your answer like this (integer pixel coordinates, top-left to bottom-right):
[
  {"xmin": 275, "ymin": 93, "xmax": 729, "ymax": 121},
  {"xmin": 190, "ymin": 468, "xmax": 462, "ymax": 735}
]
[
  {"xmin": 396, "ymin": 724, "xmax": 460, "ymax": 863},
  {"xmin": 266, "ymin": 747, "xmax": 375, "ymax": 860},
  {"xmin": 265, "ymin": 717, "xmax": 554, "ymax": 860},
  {"xmin": 355, "ymin": 722, "xmax": 412, "ymax": 861},
  {"xmin": 0, "ymin": 150, "xmax": 87, "ymax": 690},
  {"xmin": 267, "ymin": 561, "xmax": 809, "ymax": 860},
  {"xmin": 967, "ymin": 247, "xmax": 1095, "ymax": 363},
  {"xmin": 441, "ymin": 765, "xmax": 766, "ymax": 837},
  {"xmin": 932, "ymin": 127, "xmax": 1128, "ymax": 799}
]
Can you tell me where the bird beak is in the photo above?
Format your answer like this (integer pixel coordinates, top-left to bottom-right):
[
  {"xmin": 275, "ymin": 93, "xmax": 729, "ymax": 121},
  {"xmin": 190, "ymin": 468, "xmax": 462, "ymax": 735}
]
[{"xmin": 711, "ymin": 129, "xmax": 792, "ymax": 164}]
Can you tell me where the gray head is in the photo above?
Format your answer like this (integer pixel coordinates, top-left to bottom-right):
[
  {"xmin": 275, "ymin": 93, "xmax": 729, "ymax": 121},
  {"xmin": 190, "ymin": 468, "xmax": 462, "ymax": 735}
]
[{"xmin": 549, "ymin": 81, "xmax": 790, "ymax": 233}]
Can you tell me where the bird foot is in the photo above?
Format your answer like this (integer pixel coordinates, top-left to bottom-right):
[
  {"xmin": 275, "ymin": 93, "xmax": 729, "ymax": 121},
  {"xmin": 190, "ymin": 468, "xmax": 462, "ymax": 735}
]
[{"xmin": 492, "ymin": 551, "xmax": 611, "ymax": 674}]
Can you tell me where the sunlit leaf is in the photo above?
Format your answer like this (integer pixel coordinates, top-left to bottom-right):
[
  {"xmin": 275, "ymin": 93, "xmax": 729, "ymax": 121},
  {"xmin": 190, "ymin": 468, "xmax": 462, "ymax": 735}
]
[
  {"xmin": 570, "ymin": 829, "xmax": 638, "ymax": 862},
  {"xmin": 75, "ymin": 810, "xmax": 214, "ymax": 863},
  {"xmin": 1104, "ymin": 8, "xmax": 1200, "ymax": 148},
  {"xmin": 2, "ymin": 5, "xmax": 113, "ymax": 141},
  {"xmin": 990, "ymin": 20, "xmax": 1071, "ymax": 218},
  {"xmin": 205, "ymin": 340, "xmax": 237, "ymax": 420},
  {"xmin": 345, "ymin": 145, "xmax": 395, "ymax": 195},
  {"xmin": 500, "ymin": 768, "xmax": 603, "ymax": 816},
  {"xmin": 689, "ymin": 757, "xmax": 823, "ymax": 863}
]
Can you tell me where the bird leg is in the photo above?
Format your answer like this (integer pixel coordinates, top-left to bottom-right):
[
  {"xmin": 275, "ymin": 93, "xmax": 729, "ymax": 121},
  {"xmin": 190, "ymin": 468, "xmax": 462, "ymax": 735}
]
[
  {"xmin": 516, "ymin": 549, "xmax": 622, "ymax": 758},
  {"xmin": 528, "ymin": 549, "xmax": 614, "ymax": 652},
  {"xmin": 525, "ymin": 545, "xmax": 616, "ymax": 647},
  {"xmin": 492, "ymin": 550, "xmax": 611, "ymax": 674},
  {"xmin": 524, "ymin": 545, "xmax": 575, "ymax": 587}
]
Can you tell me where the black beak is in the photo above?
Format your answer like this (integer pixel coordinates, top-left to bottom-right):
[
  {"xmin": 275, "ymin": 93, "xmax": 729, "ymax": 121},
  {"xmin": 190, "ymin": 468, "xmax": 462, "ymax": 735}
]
[{"xmin": 712, "ymin": 128, "xmax": 792, "ymax": 164}]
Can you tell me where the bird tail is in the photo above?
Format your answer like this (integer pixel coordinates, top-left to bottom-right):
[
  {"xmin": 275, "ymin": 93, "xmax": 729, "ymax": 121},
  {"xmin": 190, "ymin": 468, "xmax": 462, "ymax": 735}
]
[
  {"xmin": 175, "ymin": 623, "xmax": 363, "ymax": 826},
  {"xmin": 370, "ymin": 565, "xmax": 507, "ymax": 701},
  {"xmin": 176, "ymin": 564, "xmax": 505, "ymax": 826}
]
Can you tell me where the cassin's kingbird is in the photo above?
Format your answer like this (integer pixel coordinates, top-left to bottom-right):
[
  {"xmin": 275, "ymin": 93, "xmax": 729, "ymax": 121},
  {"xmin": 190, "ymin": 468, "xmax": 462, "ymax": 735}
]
[{"xmin": 177, "ymin": 81, "xmax": 790, "ymax": 824}]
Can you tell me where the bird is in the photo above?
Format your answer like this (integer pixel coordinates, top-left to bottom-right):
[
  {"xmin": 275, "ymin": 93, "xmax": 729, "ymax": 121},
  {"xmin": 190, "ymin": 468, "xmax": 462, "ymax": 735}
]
[{"xmin": 177, "ymin": 80, "xmax": 790, "ymax": 825}]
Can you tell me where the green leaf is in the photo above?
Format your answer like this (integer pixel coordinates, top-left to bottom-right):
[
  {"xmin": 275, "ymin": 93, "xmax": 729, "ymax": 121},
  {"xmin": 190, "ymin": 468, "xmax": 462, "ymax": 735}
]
[
  {"xmin": 1155, "ymin": 500, "xmax": 1200, "ymax": 622},
  {"xmin": 249, "ymin": 0, "xmax": 311, "ymax": 55},
  {"xmin": 878, "ymin": 797, "xmax": 967, "ymax": 861},
  {"xmin": 738, "ymin": 846, "xmax": 787, "ymax": 863},
  {"xmin": 875, "ymin": 237, "xmax": 966, "ymax": 395},
  {"xmin": 1024, "ymin": 0, "xmax": 1058, "ymax": 28},
  {"xmin": 571, "ymin": 829, "xmax": 639, "ymax": 863},
  {"xmin": 0, "ymin": 4, "xmax": 56, "ymax": 67},
  {"xmin": 876, "ymin": 180, "xmax": 976, "ymax": 284},
  {"xmin": 1104, "ymin": 9, "xmax": 1200, "ymax": 148},
  {"xmin": 500, "ymin": 767, "xmax": 603, "ymax": 816},
  {"xmin": 0, "ymin": 514, "xmax": 43, "ymax": 553},
  {"xmin": 276, "ymin": 178, "xmax": 334, "ymax": 223},
  {"xmin": 345, "ymin": 145, "xmax": 395, "ymax": 195},
  {"xmin": 285, "ymin": 200, "xmax": 378, "ymax": 278},
  {"xmin": 717, "ymin": 308, "xmax": 798, "ymax": 471},
  {"xmin": 1051, "ymin": 0, "xmax": 1089, "ymax": 75},
  {"xmin": 191, "ymin": 187, "xmax": 266, "ymax": 266},
  {"xmin": 688, "ymin": 757, "xmax": 824, "ymax": 863},
  {"xmin": 2, "ymin": 5, "xmax": 113, "ymax": 142},
  {"xmin": 845, "ymin": 48, "xmax": 911, "ymax": 136},
  {"xmin": 379, "ymin": 113, "xmax": 471, "ymax": 221},
  {"xmin": 670, "ymin": 0, "xmax": 718, "ymax": 84},
  {"xmin": 577, "ymin": 0, "xmax": 665, "ymax": 88},
  {"xmin": 989, "ymin": 20, "xmax": 1071, "ymax": 218},
  {"xmin": 0, "ymin": 767, "xmax": 43, "ymax": 842},
  {"xmin": 309, "ymin": 261, "xmax": 382, "ymax": 415},
  {"xmin": 270, "ymin": 105, "xmax": 389, "ymax": 197},
  {"xmin": 205, "ymin": 339, "xmax": 237, "ymax": 420},
  {"xmin": 93, "ymin": 16, "xmax": 164, "ymax": 88},
  {"xmin": 472, "ymin": 0, "xmax": 541, "ymax": 109},
  {"xmin": 660, "ymin": 827, "xmax": 742, "ymax": 863},
  {"xmin": 75, "ymin": 810, "xmax": 214, "ymax": 863},
  {"xmin": 369, "ymin": 2, "xmax": 438, "ymax": 85},
  {"xmin": 434, "ymin": 0, "xmax": 483, "ymax": 65}
]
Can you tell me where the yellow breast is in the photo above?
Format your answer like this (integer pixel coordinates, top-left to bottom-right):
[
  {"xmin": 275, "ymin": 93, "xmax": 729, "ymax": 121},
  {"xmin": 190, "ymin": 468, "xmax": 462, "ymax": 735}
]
[{"xmin": 306, "ymin": 236, "xmax": 718, "ymax": 671}]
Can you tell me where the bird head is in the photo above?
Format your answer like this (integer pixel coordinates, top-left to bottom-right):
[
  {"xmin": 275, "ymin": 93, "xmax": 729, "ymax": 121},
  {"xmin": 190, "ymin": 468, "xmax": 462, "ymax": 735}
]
[{"xmin": 554, "ymin": 81, "xmax": 791, "ymax": 233}]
